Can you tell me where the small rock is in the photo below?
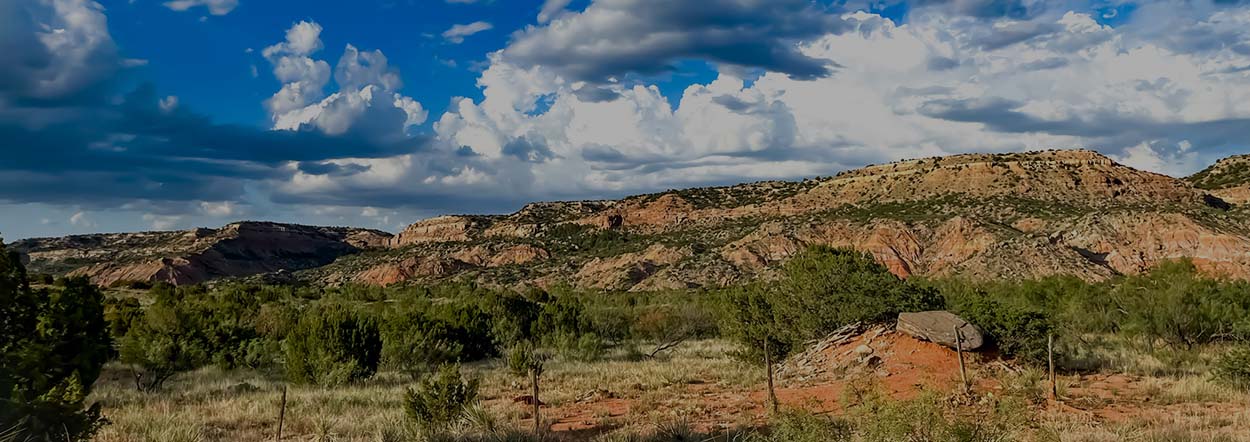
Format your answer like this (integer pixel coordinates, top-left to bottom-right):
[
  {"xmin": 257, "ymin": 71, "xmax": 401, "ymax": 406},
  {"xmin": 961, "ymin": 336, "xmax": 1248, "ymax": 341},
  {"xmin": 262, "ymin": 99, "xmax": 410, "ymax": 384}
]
[{"xmin": 854, "ymin": 345, "xmax": 874, "ymax": 356}]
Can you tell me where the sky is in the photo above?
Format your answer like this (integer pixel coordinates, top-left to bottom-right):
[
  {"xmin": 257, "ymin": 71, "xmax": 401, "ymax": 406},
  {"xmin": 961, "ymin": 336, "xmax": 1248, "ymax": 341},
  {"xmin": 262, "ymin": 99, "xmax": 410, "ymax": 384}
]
[{"xmin": 3, "ymin": 0, "xmax": 1250, "ymax": 240}]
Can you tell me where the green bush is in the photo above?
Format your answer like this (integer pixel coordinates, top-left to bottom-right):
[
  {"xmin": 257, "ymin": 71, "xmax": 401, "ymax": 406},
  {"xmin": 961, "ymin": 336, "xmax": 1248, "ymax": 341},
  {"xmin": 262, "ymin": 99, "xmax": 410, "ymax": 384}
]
[
  {"xmin": 382, "ymin": 309, "xmax": 467, "ymax": 380},
  {"xmin": 722, "ymin": 246, "xmax": 941, "ymax": 361},
  {"xmin": 1215, "ymin": 345, "xmax": 1250, "ymax": 391},
  {"xmin": 1109, "ymin": 260, "xmax": 1248, "ymax": 351},
  {"xmin": 117, "ymin": 300, "xmax": 215, "ymax": 391},
  {"xmin": 557, "ymin": 332, "xmax": 608, "ymax": 362},
  {"xmin": 1, "ymin": 244, "xmax": 110, "ymax": 441},
  {"xmin": 285, "ymin": 303, "xmax": 382, "ymax": 386},
  {"xmin": 849, "ymin": 392, "xmax": 1026, "ymax": 442},
  {"xmin": 774, "ymin": 246, "xmax": 943, "ymax": 342},
  {"xmin": 950, "ymin": 296, "xmax": 1053, "ymax": 365},
  {"xmin": 720, "ymin": 283, "xmax": 793, "ymax": 361},
  {"xmin": 403, "ymin": 364, "xmax": 480, "ymax": 429},
  {"xmin": 764, "ymin": 411, "xmax": 852, "ymax": 442}
]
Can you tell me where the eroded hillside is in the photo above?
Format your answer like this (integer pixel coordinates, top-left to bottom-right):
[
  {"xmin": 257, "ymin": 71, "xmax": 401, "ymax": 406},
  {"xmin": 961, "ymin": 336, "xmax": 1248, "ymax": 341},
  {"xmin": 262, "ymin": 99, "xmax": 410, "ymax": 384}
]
[
  {"xmin": 298, "ymin": 149, "xmax": 1250, "ymax": 290},
  {"xmin": 10, "ymin": 221, "xmax": 391, "ymax": 286},
  {"xmin": 13, "ymin": 149, "xmax": 1250, "ymax": 289}
]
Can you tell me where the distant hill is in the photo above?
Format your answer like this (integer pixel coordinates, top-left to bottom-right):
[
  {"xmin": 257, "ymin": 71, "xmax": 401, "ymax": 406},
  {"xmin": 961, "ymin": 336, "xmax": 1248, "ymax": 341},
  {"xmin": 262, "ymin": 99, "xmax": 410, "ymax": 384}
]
[
  {"xmin": 14, "ymin": 149, "xmax": 1250, "ymax": 289},
  {"xmin": 9, "ymin": 221, "xmax": 391, "ymax": 286}
]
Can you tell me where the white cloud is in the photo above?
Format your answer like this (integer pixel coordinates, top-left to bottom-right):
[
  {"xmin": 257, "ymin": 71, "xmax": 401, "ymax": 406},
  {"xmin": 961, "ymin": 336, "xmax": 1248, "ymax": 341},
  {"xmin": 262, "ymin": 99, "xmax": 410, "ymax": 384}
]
[
  {"xmin": 69, "ymin": 211, "xmax": 93, "ymax": 227},
  {"xmin": 421, "ymin": 3, "xmax": 1250, "ymax": 208},
  {"xmin": 265, "ymin": 33, "xmax": 427, "ymax": 137},
  {"xmin": 0, "ymin": 0, "xmax": 119, "ymax": 102},
  {"xmin": 262, "ymin": 21, "xmax": 332, "ymax": 117},
  {"xmin": 163, "ymin": 0, "xmax": 239, "ymax": 16},
  {"xmin": 258, "ymin": 2, "xmax": 1250, "ymax": 217},
  {"xmin": 158, "ymin": 95, "xmax": 178, "ymax": 112},
  {"xmin": 142, "ymin": 213, "xmax": 182, "ymax": 230},
  {"xmin": 537, "ymin": 0, "xmax": 572, "ymax": 23},
  {"xmin": 442, "ymin": 21, "xmax": 493, "ymax": 44},
  {"xmin": 198, "ymin": 201, "xmax": 238, "ymax": 217}
]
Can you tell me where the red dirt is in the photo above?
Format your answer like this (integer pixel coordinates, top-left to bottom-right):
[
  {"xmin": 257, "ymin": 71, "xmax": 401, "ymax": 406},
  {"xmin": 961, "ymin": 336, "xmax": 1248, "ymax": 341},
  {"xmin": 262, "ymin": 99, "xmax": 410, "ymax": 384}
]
[{"xmin": 503, "ymin": 330, "xmax": 1243, "ymax": 436}]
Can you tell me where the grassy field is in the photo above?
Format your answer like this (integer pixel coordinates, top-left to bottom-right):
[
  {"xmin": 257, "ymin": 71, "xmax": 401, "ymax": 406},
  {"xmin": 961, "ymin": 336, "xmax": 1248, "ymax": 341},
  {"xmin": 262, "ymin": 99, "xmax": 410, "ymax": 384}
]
[{"xmin": 89, "ymin": 339, "xmax": 1250, "ymax": 442}]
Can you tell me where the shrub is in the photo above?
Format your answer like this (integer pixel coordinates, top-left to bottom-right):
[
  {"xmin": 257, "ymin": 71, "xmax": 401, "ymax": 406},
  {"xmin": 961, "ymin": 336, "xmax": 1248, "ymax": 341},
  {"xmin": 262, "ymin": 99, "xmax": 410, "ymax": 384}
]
[
  {"xmin": 764, "ymin": 411, "xmax": 853, "ymax": 442},
  {"xmin": 403, "ymin": 364, "xmax": 480, "ymax": 429},
  {"xmin": 382, "ymin": 309, "xmax": 467, "ymax": 380},
  {"xmin": 1, "ymin": 245, "xmax": 110, "ymax": 441},
  {"xmin": 632, "ymin": 305, "xmax": 718, "ymax": 357},
  {"xmin": 849, "ymin": 391, "xmax": 1025, "ymax": 442},
  {"xmin": 285, "ymin": 303, "xmax": 382, "ymax": 386},
  {"xmin": 117, "ymin": 301, "xmax": 215, "ymax": 391},
  {"xmin": 774, "ymin": 246, "xmax": 943, "ymax": 343},
  {"xmin": 1110, "ymin": 260, "xmax": 1248, "ymax": 351},
  {"xmin": 480, "ymin": 291, "xmax": 541, "ymax": 348},
  {"xmin": 558, "ymin": 332, "xmax": 608, "ymax": 362},
  {"xmin": 1215, "ymin": 345, "xmax": 1250, "ymax": 391},
  {"xmin": 720, "ymin": 283, "xmax": 793, "ymax": 361},
  {"xmin": 951, "ymin": 296, "xmax": 1052, "ymax": 365},
  {"xmin": 505, "ymin": 341, "xmax": 537, "ymax": 377}
]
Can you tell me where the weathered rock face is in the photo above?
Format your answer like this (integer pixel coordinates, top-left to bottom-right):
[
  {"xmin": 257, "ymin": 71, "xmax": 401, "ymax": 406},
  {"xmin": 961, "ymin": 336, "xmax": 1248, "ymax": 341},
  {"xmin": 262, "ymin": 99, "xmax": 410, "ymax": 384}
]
[
  {"xmin": 897, "ymin": 311, "xmax": 985, "ymax": 350},
  {"xmin": 388, "ymin": 216, "xmax": 494, "ymax": 247},
  {"xmin": 11, "ymin": 222, "xmax": 391, "ymax": 286},
  {"xmin": 355, "ymin": 257, "xmax": 470, "ymax": 287},
  {"xmin": 573, "ymin": 244, "xmax": 692, "ymax": 290}
]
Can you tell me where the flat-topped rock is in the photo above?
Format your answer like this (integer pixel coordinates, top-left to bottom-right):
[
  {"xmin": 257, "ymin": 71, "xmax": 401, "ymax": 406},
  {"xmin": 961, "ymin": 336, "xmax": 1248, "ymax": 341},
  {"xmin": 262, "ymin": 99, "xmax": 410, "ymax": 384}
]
[{"xmin": 897, "ymin": 311, "xmax": 985, "ymax": 351}]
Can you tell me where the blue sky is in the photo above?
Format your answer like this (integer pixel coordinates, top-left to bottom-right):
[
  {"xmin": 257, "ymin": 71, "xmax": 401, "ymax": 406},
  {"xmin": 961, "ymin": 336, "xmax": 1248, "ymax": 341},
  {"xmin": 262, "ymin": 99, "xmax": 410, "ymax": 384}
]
[{"xmin": 3, "ymin": 0, "xmax": 1250, "ymax": 240}]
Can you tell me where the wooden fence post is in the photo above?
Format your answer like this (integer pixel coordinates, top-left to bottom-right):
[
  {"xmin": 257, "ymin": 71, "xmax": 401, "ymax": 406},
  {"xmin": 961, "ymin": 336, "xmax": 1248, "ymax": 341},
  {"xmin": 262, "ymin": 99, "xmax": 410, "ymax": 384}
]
[
  {"xmin": 955, "ymin": 325, "xmax": 968, "ymax": 394},
  {"xmin": 532, "ymin": 367, "xmax": 541, "ymax": 436},
  {"xmin": 765, "ymin": 337, "xmax": 778, "ymax": 413},
  {"xmin": 1048, "ymin": 333, "xmax": 1057, "ymax": 401},
  {"xmin": 276, "ymin": 385, "xmax": 287, "ymax": 441}
]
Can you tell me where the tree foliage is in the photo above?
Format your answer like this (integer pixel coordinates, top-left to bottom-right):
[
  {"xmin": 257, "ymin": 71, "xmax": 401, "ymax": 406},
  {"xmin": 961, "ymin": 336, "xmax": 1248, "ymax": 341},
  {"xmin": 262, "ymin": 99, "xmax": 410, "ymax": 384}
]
[
  {"xmin": 285, "ymin": 303, "xmax": 382, "ymax": 386},
  {"xmin": 403, "ymin": 364, "xmax": 480, "ymax": 429},
  {"xmin": 1, "ymin": 243, "xmax": 110, "ymax": 441}
]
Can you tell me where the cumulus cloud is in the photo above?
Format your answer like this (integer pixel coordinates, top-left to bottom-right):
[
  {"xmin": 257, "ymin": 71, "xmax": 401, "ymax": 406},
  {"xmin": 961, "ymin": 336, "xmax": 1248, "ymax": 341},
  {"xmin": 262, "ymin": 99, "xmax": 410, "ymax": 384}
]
[
  {"xmin": 428, "ymin": 0, "xmax": 1250, "ymax": 201},
  {"xmin": 263, "ymin": 23, "xmax": 428, "ymax": 142},
  {"xmin": 442, "ymin": 21, "xmax": 493, "ymax": 44},
  {"xmin": 537, "ymin": 0, "xmax": 572, "ymax": 23},
  {"xmin": 0, "ymin": 0, "xmax": 119, "ymax": 105},
  {"xmin": 163, "ymin": 0, "xmax": 239, "ymax": 15},
  {"xmin": 0, "ymin": 4, "xmax": 432, "ymax": 213},
  {"xmin": 501, "ymin": 0, "xmax": 849, "ymax": 83}
]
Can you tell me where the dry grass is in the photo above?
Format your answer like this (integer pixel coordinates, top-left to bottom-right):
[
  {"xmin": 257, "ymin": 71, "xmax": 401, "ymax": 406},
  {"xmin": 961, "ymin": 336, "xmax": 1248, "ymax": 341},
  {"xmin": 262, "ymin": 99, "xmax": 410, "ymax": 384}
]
[
  {"xmin": 88, "ymin": 339, "xmax": 1250, "ymax": 442},
  {"xmin": 89, "ymin": 340, "xmax": 759, "ymax": 442}
]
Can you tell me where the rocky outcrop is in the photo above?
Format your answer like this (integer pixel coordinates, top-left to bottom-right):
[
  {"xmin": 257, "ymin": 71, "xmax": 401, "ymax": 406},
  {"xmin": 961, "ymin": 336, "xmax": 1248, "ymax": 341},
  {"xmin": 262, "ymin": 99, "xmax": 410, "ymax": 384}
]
[
  {"xmin": 1059, "ymin": 212, "xmax": 1250, "ymax": 278},
  {"xmin": 897, "ymin": 311, "xmax": 985, "ymax": 350},
  {"xmin": 355, "ymin": 256, "xmax": 471, "ymax": 287},
  {"xmin": 12, "ymin": 222, "xmax": 390, "ymax": 286},
  {"xmin": 573, "ymin": 244, "xmax": 692, "ymax": 290},
  {"xmin": 388, "ymin": 216, "xmax": 493, "ymax": 247}
]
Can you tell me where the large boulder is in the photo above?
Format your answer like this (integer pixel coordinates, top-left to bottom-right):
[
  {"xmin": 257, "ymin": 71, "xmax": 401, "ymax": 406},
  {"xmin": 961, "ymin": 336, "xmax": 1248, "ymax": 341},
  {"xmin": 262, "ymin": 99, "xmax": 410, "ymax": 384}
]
[{"xmin": 896, "ymin": 311, "xmax": 985, "ymax": 351}]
